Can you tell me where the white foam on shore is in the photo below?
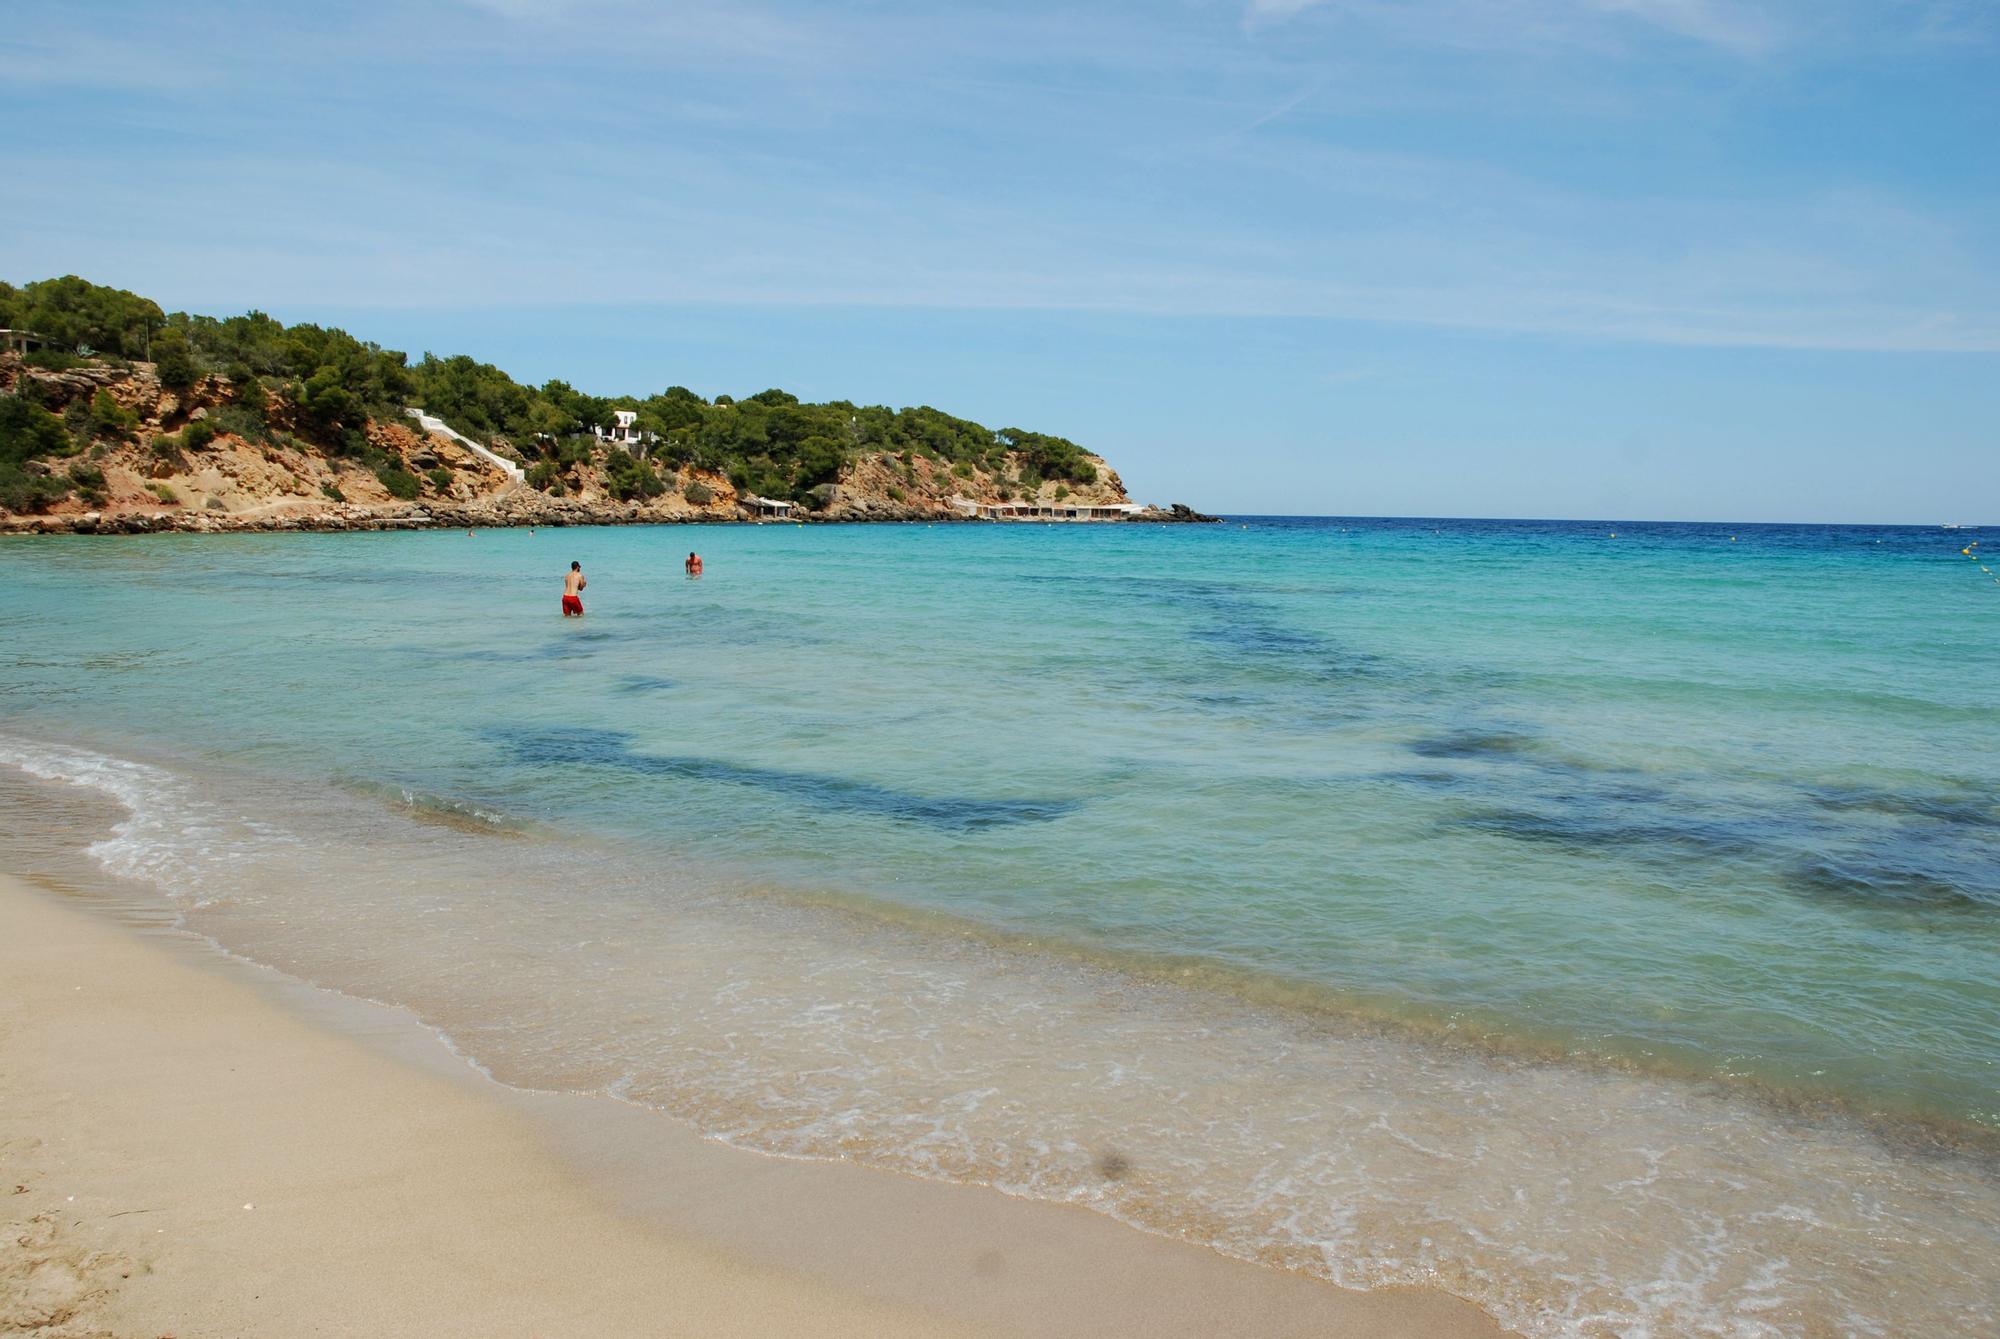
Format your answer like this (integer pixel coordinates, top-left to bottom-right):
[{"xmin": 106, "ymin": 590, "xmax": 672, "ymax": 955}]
[
  {"xmin": 5, "ymin": 733, "xmax": 1997, "ymax": 1339},
  {"xmin": 0, "ymin": 737, "xmax": 226, "ymax": 899}
]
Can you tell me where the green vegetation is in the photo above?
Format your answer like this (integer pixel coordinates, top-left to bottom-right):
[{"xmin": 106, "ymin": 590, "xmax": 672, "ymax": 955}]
[
  {"xmin": 67, "ymin": 462, "xmax": 107, "ymax": 505},
  {"xmin": 0, "ymin": 276, "xmax": 165, "ymax": 357},
  {"xmin": 151, "ymin": 327, "xmax": 197, "ymax": 391},
  {"xmin": 427, "ymin": 466, "xmax": 453, "ymax": 495},
  {"xmin": 0, "ymin": 395, "xmax": 77, "ymax": 511},
  {"xmin": 683, "ymin": 480, "xmax": 714, "ymax": 506},
  {"xmin": 89, "ymin": 390, "xmax": 137, "ymax": 441},
  {"xmin": 321, "ymin": 481, "xmax": 345, "ymax": 502},
  {"xmin": 211, "ymin": 404, "xmax": 268, "ymax": 443},
  {"xmin": 603, "ymin": 450, "xmax": 665, "ymax": 502},
  {"xmin": 151, "ymin": 482, "xmax": 179, "ymax": 504},
  {"xmin": 177, "ymin": 418, "xmax": 219, "ymax": 451},
  {"xmin": 375, "ymin": 465, "xmax": 421, "ymax": 501},
  {"xmin": 3, "ymin": 275, "xmax": 1106, "ymax": 511}
]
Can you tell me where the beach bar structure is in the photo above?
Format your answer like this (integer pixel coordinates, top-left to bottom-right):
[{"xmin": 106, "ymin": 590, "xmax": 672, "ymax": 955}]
[
  {"xmin": 973, "ymin": 501, "xmax": 1145, "ymax": 521},
  {"xmin": 0, "ymin": 329, "xmax": 51, "ymax": 356},
  {"xmin": 741, "ymin": 494, "xmax": 794, "ymax": 518}
]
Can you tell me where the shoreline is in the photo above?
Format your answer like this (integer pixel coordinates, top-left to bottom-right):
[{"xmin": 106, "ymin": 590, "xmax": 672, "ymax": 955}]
[
  {"xmin": 6, "ymin": 512, "xmax": 1994, "ymax": 1336},
  {"xmin": 0, "ymin": 504, "xmax": 1221, "ymax": 535},
  {"xmin": 0, "ymin": 863, "xmax": 1510, "ymax": 1338}
]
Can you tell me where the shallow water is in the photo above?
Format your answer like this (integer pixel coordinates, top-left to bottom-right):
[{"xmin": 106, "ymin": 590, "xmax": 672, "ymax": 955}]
[{"xmin": 3, "ymin": 518, "xmax": 1997, "ymax": 1336}]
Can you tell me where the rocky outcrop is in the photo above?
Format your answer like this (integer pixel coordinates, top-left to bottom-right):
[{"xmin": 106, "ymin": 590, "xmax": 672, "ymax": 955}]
[
  {"xmin": 2, "ymin": 353, "xmax": 1206, "ymax": 533},
  {"xmin": 807, "ymin": 447, "xmax": 1133, "ymax": 522}
]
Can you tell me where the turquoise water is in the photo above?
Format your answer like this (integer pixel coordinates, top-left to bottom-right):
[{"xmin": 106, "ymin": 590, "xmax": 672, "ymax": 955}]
[{"xmin": 3, "ymin": 518, "xmax": 1997, "ymax": 1336}]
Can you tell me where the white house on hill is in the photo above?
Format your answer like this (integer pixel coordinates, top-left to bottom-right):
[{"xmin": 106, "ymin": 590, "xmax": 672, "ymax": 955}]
[{"xmin": 595, "ymin": 410, "xmax": 655, "ymax": 452}]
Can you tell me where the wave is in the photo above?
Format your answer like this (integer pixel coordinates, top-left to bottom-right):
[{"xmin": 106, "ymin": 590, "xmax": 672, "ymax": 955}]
[
  {"xmin": 335, "ymin": 777, "xmax": 531, "ymax": 837},
  {"xmin": 4, "ymin": 733, "xmax": 1998, "ymax": 1339}
]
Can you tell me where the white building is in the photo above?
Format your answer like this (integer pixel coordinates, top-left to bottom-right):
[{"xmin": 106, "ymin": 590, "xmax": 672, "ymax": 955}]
[
  {"xmin": 976, "ymin": 501, "xmax": 1144, "ymax": 521},
  {"xmin": 741, "ymin": 494, "xmax": 794, "ymax": 519},
  {"xmin": 594, "ymin": 410, "xmax": 655, "ymax": 451}
]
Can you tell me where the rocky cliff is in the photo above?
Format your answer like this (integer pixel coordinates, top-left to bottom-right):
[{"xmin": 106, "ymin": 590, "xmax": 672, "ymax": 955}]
[{"xmin": 1, "ymin": 354, "xmax": 1209, "ymax": 534}]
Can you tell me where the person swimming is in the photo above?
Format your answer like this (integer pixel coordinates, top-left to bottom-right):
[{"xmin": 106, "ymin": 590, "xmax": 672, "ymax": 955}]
[
  {"xmin": 561, "ymin": 561, "xmax": 586, "ymax": 616},
  {"xmin": 685, "ymin": 552, "xmax": 703, "ymax": 577}
]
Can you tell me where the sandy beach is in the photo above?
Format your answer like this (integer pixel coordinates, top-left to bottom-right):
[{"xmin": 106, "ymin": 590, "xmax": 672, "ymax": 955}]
[{"xmin": 0, "ymin": 866, "xmax": 1510, "ymax": 1338}]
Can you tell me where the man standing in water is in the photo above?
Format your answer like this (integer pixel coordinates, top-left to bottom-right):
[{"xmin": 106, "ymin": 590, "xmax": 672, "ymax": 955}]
[
  {"xmin": 685, "ymin": 552, "xmax": 703, "ymax": 577},
  {"xmin": 561, "ymin": 561, "xmax": 586, "ymax": 616}
]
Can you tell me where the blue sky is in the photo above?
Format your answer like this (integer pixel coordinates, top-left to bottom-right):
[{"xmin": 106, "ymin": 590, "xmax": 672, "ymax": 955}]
[{"xmin": 3, "ymin": 0, "xmax": 1995, "ymax": 520}]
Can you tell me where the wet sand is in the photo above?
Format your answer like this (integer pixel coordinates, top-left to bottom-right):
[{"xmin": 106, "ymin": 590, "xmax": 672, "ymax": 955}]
[{"xmin": 0, "ymin": 871, "xmax": 1511, "ymax": 1338}]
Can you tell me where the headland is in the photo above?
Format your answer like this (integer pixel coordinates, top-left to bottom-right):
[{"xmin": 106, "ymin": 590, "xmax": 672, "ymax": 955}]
[{"xmin": 0, "ymin": 277, "xmax": 1217, "ymax": 534}]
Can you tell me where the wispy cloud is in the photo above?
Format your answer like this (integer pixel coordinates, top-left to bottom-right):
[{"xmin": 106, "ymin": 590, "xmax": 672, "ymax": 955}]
[
  {"xmin": 0, "ymin": 35, "xmax": 217, "ymax": 90},
  {"xmin": 2, "ymin": 0, "xmax": 1994, "ymax": 356},
  {"xmin": 1245, "ymin": 0, "xmax": 1328, "ymax": 19},
  {"xmin": 1583, "ymin": 0, "xmax": 1783, "ymax": 53},
  {"xmin": 1243, "ymin": 0, "xmax": 1786, "ymax": 55}
]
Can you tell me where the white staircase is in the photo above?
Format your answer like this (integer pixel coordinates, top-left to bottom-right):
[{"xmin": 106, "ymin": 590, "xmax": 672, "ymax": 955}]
[{"xmin": 405, "ymin": 408, "xmax": 525, "ymax": 485}]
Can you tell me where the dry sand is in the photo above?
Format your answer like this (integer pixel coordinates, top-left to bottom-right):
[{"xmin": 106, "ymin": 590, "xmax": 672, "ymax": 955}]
[{"xmin": 0, "ymin": 870, "xmax": 1512, "ymax": 1338}]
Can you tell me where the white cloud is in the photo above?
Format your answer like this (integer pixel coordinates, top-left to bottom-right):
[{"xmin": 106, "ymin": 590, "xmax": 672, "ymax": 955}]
[
  {"xmin": 1243, "ymin": 0, "xmax": 1787, "ymax": 55},
  {"xmin": 1245, "ymin": 0, "xmax": 1330, "ymax": 17},
  {"xmin": 4, "ymin": 0, "xmax": 1992, "ymax": 356},
  {"xmin": 1584, "ymin": 0, "xmax": 1782, "ymax": 54}
]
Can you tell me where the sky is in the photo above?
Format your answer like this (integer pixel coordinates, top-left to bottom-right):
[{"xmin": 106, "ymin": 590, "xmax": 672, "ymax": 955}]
[{"xmin": 3, "ymin": 0, "xmax": 1996, "ymax": 521}]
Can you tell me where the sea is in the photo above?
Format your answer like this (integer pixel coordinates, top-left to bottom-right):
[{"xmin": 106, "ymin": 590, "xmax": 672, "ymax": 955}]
[{"xmin": 2, "ymin": 517, "xmax": 1995, "ymax": 1338}]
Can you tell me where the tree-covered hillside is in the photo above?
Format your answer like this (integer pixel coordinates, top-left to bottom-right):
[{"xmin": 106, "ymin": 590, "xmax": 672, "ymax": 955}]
[{"xmin": 0, "ymin": 276, "xmax": 1101, "ymax": 508}]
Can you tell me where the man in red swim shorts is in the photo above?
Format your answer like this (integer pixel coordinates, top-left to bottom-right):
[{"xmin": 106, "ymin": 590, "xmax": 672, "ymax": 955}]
[{"xmin": 561, "ymin": 561, "xmax": 586, "ymax": 616}]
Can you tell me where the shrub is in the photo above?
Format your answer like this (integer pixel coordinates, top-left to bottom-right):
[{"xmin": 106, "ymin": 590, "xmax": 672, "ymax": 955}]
[
  {"xmin": 151, "ymin": 482, "xmax": 179, "ymax": 504},
  {"xmin": 211, "ymin": 404, "xmax": 268, "ymax": 443},
  {"xmin": 68, "ymin": 463, "xmax": 107, "ymax": 505},
  {"xmin": 375, "ymin": 465, "xmax": 421, "ymax": 500},
  {"xmin": 604, "ymin": 451, "xmax": 664, "ymax": 501},
  {"xmin": 0, "ymin": 466, "xmax": 66, "ymax": 512},
  {"xmin": 321, "ymin": 482, "xmax": 345, "ymax": 502},
  {"xmin": 90, "ymin": 389, "xmax": 137, "ymax": 440},
  {"xmin": 180, "ymin": 418, "xmax": 219, "ymax": 451},
  {"xmin": 427, "ymin": 466, "xmax": 453, "ymax": 494},
  {"xmin": 152, "ymin": 329, "xmax": 197, "ymax": 390},
  {"xmin": 228, "ymin": 366, "xmax": 267, "ymax": 412},
  {"xmin": 886, "ymin": 485, "xmax": 907, "ymax": 503},
  {"xmin": 683, "ymin": 480, "xmax": 714, "ymax": 506},
  {"xmin": 0, "ymin": 394, "xmax": 75, "ymax": 466},
  {"xmin": 22, "ymin": 350, "xmax": 84, "ymax": 372},
  {"xmin": 526, "ymin": 459, "xmax": 561, "ymax": 491}
]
